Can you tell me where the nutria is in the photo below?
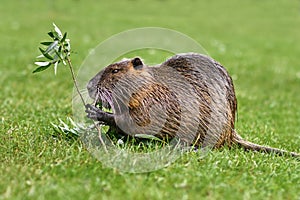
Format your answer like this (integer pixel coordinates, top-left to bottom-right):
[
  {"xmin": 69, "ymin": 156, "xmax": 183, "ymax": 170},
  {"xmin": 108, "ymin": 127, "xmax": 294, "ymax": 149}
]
[{"xmin": 85, "ymin": 53, "xmax": 299, "ymax": 157}]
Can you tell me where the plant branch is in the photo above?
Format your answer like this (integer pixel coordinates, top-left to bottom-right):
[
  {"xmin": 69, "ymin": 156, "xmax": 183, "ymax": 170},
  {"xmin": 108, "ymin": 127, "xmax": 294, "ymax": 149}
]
[
  {"xmin": 62, "ymin": 48, "xmax": 109, "ymax": 152},
  {"xmin": 34, "ymin": 23, "xmax": 109, "ymax": 153},
  {"xmin": 65, "ymin": 55, "xmax": 86, "ymax": 106}
]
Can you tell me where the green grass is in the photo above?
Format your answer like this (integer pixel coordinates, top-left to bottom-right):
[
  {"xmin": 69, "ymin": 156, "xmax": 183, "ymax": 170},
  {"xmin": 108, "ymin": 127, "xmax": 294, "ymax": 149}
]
[{"xmin": 1, "ymin": 0, "xmax": 300, "ymax": 199}]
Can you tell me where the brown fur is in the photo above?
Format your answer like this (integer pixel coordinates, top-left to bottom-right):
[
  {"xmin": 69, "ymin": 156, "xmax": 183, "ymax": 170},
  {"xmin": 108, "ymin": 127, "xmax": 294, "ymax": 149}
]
[{"xmin": 86, "ymin": 53, "xmax": 299, "ymax": 157}]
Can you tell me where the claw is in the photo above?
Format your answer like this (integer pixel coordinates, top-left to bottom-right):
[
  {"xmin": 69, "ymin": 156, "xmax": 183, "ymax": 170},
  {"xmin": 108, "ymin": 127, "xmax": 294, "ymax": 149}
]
[
  {"xmin": 85, "ymin": 104, "xmax": 97, "ymax": 111},
  {"xmin": 85, "ymin": 103, "xmax": 115, "ymax": 126}
]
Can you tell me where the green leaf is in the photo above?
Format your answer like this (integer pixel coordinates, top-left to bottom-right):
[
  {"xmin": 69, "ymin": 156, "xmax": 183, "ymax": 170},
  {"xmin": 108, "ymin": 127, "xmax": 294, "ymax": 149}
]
[
  {"xmin": 44, "ymin": 53, "xmax": 54, "ymax": 60},
  {"xmin": 39, "ymin": 48, "xmax": 54, "ymax": 60},
  {"xmin": 48, "ymin": 31, "xmax": 55, "ymax": 38},
  {"xmin": 52, "ymin": 32, "xmax": 60, "ymax": 40},
  {"xmin": 44, "ymin": 40, "xmax": 58, "ymax": 54},
  {"xmin": 36, "ymin": 54, "xmax": 45, "ymax": 59},
  {"xmin": 53, "ymin": 23, "xmax": 63, "ymax": 39},
  {"xmin": 61, "ymin": 32, "xmax": 67, "ymax": 43},
  {"xmin": 34, "ymin": 61, "xmax": 50, "ymax": 66},
  {"xmin": 54, "ymin": 50, "xmax": 64, "ymax": 63},
  {"xmin": 32, "ymin": 64, "xmax": 51, "ymax": 73},
  {"xmin": 40, "ymin": 41, "xmax": 53, "ymax": 46},
  {"xmin": 39, "ymin": 47, "xmax": 45, "ymax": 54},
  {"xmin": 54, "ymin": 61, "xmax": 58, "ymax": 75},
  {"xmin": 134, "ymin": 134, "xmax": 164, "ymax": 142}
]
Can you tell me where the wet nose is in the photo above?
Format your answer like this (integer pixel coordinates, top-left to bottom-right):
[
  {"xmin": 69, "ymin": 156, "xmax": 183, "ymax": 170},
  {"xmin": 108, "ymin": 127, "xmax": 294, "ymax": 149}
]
[
  {"xmin": 87, "ymin": 79, "xmax": 97, "ymax": 99},
  {"xmin": 87, "ymin": 70, "xmax": 104, "ymax": 99}
]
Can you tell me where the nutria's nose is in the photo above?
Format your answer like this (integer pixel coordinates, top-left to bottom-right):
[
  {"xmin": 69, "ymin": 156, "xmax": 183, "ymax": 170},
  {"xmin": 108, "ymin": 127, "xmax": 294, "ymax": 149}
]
[
  {"xmin": 87, "ymin": 79, "xmax": 97, "ymax": 99},
  {"xmin": 87, "ymin": 70, "xmax": 104, "ymax": 99}
]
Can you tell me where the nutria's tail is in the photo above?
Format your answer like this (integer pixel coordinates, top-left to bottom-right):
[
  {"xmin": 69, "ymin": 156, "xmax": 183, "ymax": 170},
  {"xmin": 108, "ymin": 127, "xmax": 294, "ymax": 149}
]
[{"xmin": 232, "ymin": 130, "xmax": 300, "ymax": 158}]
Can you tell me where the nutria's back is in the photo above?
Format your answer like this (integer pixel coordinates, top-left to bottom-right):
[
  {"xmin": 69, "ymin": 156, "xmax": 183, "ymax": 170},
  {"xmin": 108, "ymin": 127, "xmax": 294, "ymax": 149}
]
[{"xmin": 86, "ymin": 53, "xmax": 299, "ymax": 157}]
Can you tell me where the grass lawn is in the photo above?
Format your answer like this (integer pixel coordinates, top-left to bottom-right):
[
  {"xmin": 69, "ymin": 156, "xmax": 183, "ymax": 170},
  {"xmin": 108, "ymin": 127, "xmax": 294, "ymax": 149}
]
[{"xmin": 1, "ymin": 0, "xmax": 300, "ymax": 199}]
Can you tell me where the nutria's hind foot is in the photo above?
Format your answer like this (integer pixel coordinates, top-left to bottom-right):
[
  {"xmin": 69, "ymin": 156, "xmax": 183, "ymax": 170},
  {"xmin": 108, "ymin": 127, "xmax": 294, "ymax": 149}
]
[{"xmin": 85, "ymin": 104, "xmax": 115, "ymax": 125}]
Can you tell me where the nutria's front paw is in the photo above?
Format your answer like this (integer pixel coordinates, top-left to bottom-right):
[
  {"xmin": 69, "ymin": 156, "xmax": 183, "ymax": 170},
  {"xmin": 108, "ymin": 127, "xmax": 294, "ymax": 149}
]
[
  {"xmin": 85, "ymin": 104, "xmax": 103, "ymax": 121},
  {"xmin": 85, "ymin": 104, "xmax": 115, "ymax": 125}
]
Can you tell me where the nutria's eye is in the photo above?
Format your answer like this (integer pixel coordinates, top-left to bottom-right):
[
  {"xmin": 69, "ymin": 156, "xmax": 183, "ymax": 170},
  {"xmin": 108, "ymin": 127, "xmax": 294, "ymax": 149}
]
[{"xmin": 112, "ymin": 69, "xmax": 119, "ymax": 74}]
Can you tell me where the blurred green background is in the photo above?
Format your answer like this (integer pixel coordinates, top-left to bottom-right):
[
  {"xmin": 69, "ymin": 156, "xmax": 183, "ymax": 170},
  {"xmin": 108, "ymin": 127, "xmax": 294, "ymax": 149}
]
[{"xmin": 1, "ymin": 0, "xmax": 300, "ymax": 199}]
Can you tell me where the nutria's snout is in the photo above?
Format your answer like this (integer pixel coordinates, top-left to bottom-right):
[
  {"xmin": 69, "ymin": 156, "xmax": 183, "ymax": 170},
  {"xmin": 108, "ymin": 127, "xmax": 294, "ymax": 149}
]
[
  {"xmin": 87, "ymin": 74, "xmax": 112, "ymax": 110},
  {"xmin": 87, "ymin": 70, "xmax": 105, "ymax": 99},
  {"xmin": 87, "ymin": 79, "xmax": 97, "ymax": 99}
]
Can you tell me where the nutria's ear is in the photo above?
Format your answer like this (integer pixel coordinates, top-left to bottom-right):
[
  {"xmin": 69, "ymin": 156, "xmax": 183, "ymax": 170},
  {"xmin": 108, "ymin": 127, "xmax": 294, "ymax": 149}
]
[{"xmin": 132, "ymin": 57, "xmax": 143, "ymax": 70}]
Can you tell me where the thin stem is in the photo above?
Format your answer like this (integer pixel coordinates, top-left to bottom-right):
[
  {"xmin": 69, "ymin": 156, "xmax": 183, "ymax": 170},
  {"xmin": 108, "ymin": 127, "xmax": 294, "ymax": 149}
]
[
  {"xmin": 65, "ymin": 56, "xmax": 86, "ymax": 106},
  {"xmin": 62, "ymin": 47, "xmax": 108, "ymax": 153}
]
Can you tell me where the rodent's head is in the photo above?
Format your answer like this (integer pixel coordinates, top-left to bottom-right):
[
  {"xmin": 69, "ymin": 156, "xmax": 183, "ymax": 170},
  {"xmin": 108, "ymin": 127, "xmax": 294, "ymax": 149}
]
[{"xmin": 87, "ymin": 57, "xmax": 145, "ymax": 108}]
